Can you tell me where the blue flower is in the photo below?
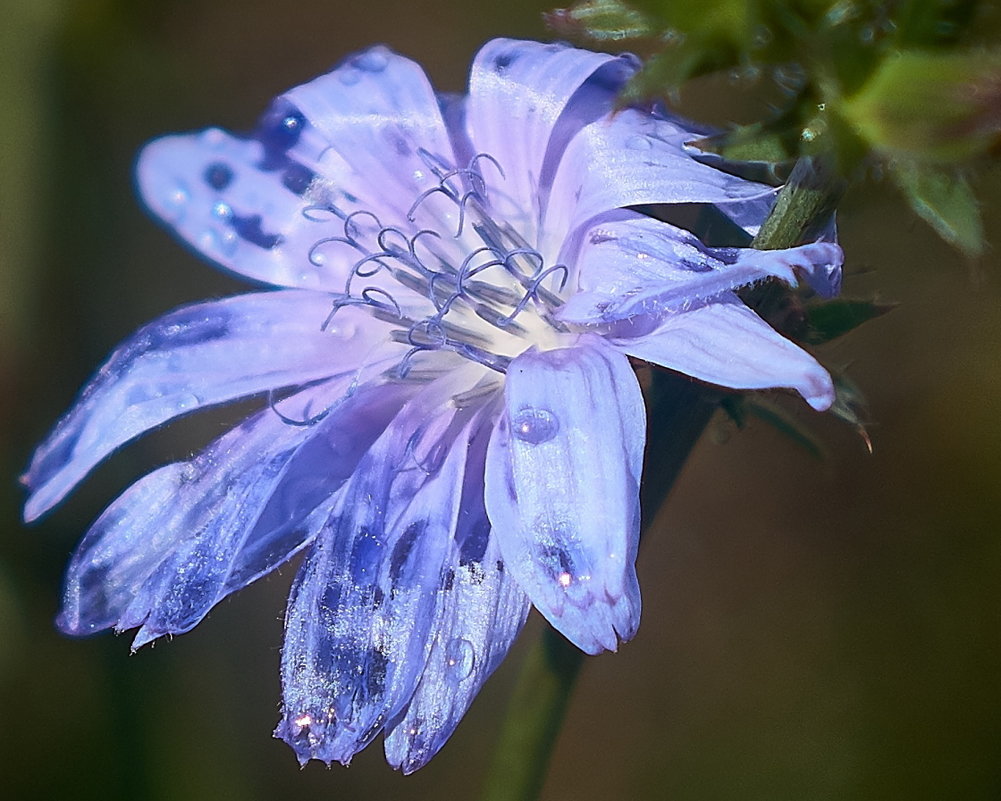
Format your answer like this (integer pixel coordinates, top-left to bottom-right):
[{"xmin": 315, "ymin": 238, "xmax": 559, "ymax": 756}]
[{"xmin": 23, "ymin": 39, "xmax": 842, "ymax": 771}]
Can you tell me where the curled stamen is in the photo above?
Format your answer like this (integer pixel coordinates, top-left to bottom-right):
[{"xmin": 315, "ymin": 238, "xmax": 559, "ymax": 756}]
[
  {"xmin": 465, "ymin": 153, "xmax": 505, "ymax": 198},
  {"xmin": 302, "ymin": 201, "xmax": 346, "ymax": 223},
  {"xmin": 350, "ymin": 252, "xmax": 395, "ymax": 279},
  {"xmin": 377, "ymin": 225, "xmax": 413, "ymax": 255},
  {"xmin": 360, "ymin": 286, "xmax": 403, "ymax": 318},
  {"xmin": 502, "ymin": 247, "xmax": 546, "ymax": 280},
  {"xmin": 416, "ymin": 147, "xmax": 453, "ymax": 181},
  {"xmin": 498, "ymin": 264, "xmax": 569, "ymax": 326},
  {"xmin": 454, "ymin": 190, "xmax": 481, "ymax": 237},
  {"xmin": 343, "ymin": 209, "xmax": 383, "ymax": 241},
  {"xmin": 407, "ymin": 185, "xmax": 456, "ymax": 222},
  {"xmin": 409, "ymin": 228, "xmax": 443, "ymax": 261},
  {"xmin": 406, "ymin": 318, "xmax": 447, "ymax": 349},
  {"xmin": 309, "ymin": 236, "xmax": 362, "ymax": 267},
  {"xmin": 396, "ymin": 346, "xmax": 429, "ymax": 379},
  {"xmin": 321, "ymin": 295, "xmax": 367, "ymax": 331},
  {"xmin": 268, "ymin": 388, "xmax": 331, "ymax": 427},
  {"xmin": 535, "ymin": 263, "xmax": 570, "ymax": 293},
  {"xmin": 458, "ymin": 246, "xmax": 506, "ymax": 282},
  {"xmin": 427, "ymin": 274, "xmax": 463, "ymax": 315},
  {"xmin": 469, "ymin": 152, "xmax": 505, "ymax": 180}
]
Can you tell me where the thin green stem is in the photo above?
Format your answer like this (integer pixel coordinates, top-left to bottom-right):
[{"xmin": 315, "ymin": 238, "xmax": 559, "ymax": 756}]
[{"xmin": 479, "ymin": 155, "xmax": 845, "ymax": 801}]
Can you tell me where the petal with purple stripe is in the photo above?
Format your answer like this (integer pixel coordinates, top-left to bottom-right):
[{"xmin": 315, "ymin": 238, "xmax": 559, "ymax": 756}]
[
  {"xmin": 484, "ymin": 338, "xmax": 644, "ymax": 654},
  {"xmin": 384, "ymin": 407, "xmax": 530, "ymax": 773},
  {"xmin": 544, "ymin": 109, "xmax": 775, "ymax": 257},
  {"xmin": 615, "ymin": 296, "xmax": 835, "ymax": 411},
  {"xmin": 276, "ymin": 367, "xmax": 490, "ymax": 765},
  {"xmin": 57, "ymin": 377, "xmax": 414, "ymax": 645},
  {"xmin": 23, "ymin": 294, "xmax": 398, "ymax": 521},
  {"xmin": 466, "ymin": 39, "xmax": 637, "ymax": 242},
  {"xmin": 559, "ymin": 214, "xmax": 843, "ymax": 325}
]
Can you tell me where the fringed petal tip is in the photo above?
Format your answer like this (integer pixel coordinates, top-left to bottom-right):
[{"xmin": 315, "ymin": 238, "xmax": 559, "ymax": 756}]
[{"xmin": 274, "ymin": 711, "xmax": 352, "ymax": 768}]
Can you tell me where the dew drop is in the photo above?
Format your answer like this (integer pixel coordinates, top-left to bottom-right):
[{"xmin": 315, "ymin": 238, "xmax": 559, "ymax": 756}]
[
  {"xmin": 444, "ymin": 638, "xmax": 475, "ymax": 681},
  {"xmin": 167, "ymin": 185, "xmax": 189, "ymax": 209},
  {"xmin": 212, "ymin": 202, "xmax": 232, "ymax": 220},
  {"xmin": 625, "ymin": 135, "xmax": 652, "ymax": 150},
  {"xmin": 511, "ymin": 407, "xmax": 559, "ymax": 445},
  {"xmin": 199, "ymin": 228, "xmax": 238, "ymax": 256},
  {"xmin": 338, "ymin": 68, "xmax": 361, "ymax": 86},
  {"xmin": 354, "ymin": 49, "xmax": 389, "ymax": 73}
]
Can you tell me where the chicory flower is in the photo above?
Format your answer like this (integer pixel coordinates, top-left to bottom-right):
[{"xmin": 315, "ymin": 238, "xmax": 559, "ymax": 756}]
[{"xmin": 23, "ymin": 39, "xmax": 842, "ymax": 772}]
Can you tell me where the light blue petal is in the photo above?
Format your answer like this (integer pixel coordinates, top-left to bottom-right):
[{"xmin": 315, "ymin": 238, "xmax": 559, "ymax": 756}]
[
  {"xmin": 615, "ymin": 296, "xmax": 835, "ymax": 410},
  {"xmin": 559, "ymin": 214, "xmax": 843, "ymax": 325},
  {"xmin": 139, "ymin": 46, "xmax": 458, "ymax": 293},
  {"xmin": 465, "ymin": 39, "xmax": 638, "ymax": 244},
  {"xmin": 384, "ymin": 410, "xmax": 530, "ymax": 774},
  {"xmin": 284, "ymin": 46, "xmax": 457, "ymax": 226},
  {"xmin": 23, "ymin": 294, "xmax": 397, "ymax": 521},
  {"xmin": 138, "ymin": 127, "xmax": 356, "ymax": 292},
  {"xmin": 483, "ymin": 338, "xmax": 644, "ymax": 654},
  {"xmin": 544, "ymin": 109, "xmax": 775, "ymax": 258},
  {"xmin": 57, "ymin": 377, "xmax": 413, "ymax": 644},
  {"xmin": 276, "ymin": 367, "xmax": 490, "ymax": 766}
]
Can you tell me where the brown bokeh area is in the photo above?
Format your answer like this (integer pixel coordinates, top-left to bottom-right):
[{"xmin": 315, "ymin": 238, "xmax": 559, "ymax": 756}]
[{"xmin": 2, "ymin": 2, "xmax": 999, "ymax": 799}]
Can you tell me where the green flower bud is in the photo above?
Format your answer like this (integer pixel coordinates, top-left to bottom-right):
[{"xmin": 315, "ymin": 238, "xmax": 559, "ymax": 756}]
[{"xmin": 841, "ymin": 49, "xmax": 1001, "ymax": 163}]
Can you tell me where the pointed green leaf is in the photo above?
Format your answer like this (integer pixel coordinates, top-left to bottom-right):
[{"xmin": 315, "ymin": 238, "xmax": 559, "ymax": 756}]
[
  {"xmin": 803, "ymin": 298, "xmax": 895, "ymax": 345},
  {"xmin": 828, "ymin": 372, "xmax": 873, "ymax": 452},
  {"xmin": 893, "ymin": 161, "xmax": 985, "ymax": 257}
]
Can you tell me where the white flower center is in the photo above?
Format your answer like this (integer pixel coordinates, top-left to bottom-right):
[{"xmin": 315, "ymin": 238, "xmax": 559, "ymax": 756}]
[{"xmin": 309, "ymin": 150, "xmax": 572, "ymax": 375}]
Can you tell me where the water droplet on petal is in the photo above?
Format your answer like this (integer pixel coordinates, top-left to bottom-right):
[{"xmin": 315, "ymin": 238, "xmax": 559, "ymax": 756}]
[
  {"xmin": 338, "ymin": 68, "xmax": 361, "ymax": 86},
  {"xmin": 167, "ymin": 185, "xmax": 189, "ymax": 210},
  {"xmin": 625, "ymin": 135, "xmax": 652, "ymax": 150},
  {"xmin": 199, "ymin": 227, "xmax": 238, "ymax": 257},
  {"xmin": 212, "ymin": 202, "xmax": 232, "ymax": 220},
  {"xmin": 354, "ymin": 49, "xmax": 389, "ymax": 72},
  {"xmin": 444, "ymin": 638, "xmax": 475, "ymax": 681},
  {"xmin": 511, "ymin": 407, "xmax": 559, "ymax": 445}
]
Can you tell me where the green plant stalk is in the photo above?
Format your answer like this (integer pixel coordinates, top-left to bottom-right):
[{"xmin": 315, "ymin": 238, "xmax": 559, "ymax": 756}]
[{"xmin": 479, "ymin": 154, "xmax": 844, "ymax": 801}]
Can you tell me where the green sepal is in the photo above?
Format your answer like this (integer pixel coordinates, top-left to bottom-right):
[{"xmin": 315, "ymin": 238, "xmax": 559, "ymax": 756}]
[
  {"xmin": 690, "ymin": 119, "xmax": 797, "ymax": 172},
  {"xmin": 828, "ymin": 371, "xmax": 873, "ymax": 452},
  {"xmin": 802, "ymin": 297, "xmax": 895, "ymax": 345},
  {"xmin": 840, "ymin": 49, "xmax": 1001, "ymax": 164},
  {"xmin": 892, "ymin": 161, "xmax": 985, "ymax": 257}
]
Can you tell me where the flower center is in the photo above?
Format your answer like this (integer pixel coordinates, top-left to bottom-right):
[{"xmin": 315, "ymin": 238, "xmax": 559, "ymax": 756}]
[{"xmin": 308, "ymin": 150, "xmax": 571, "ymax": 375}]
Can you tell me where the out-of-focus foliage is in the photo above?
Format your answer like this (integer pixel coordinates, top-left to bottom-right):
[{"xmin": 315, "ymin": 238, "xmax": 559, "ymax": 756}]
[{"xmin": 547, "ymin": 0, "xmax": 1001, "ymax": 256}]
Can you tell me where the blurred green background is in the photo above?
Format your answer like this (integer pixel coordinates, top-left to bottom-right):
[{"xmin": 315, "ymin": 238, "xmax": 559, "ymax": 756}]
[{"xmin": 2, "ymin": 1, "xmax": 1000, "ymax": 799}]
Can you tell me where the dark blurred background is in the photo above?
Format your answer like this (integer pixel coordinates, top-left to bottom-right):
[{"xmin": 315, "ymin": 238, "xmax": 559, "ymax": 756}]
[{"xmin": 2, "ymin": 1, "xmax": 999, "ymax": 799}]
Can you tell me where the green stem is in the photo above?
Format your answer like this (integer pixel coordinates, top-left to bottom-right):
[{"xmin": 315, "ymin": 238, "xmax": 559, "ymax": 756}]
[{"xmin": 479, "ymin": 155, "xmax": 845, "ymax": 801}]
